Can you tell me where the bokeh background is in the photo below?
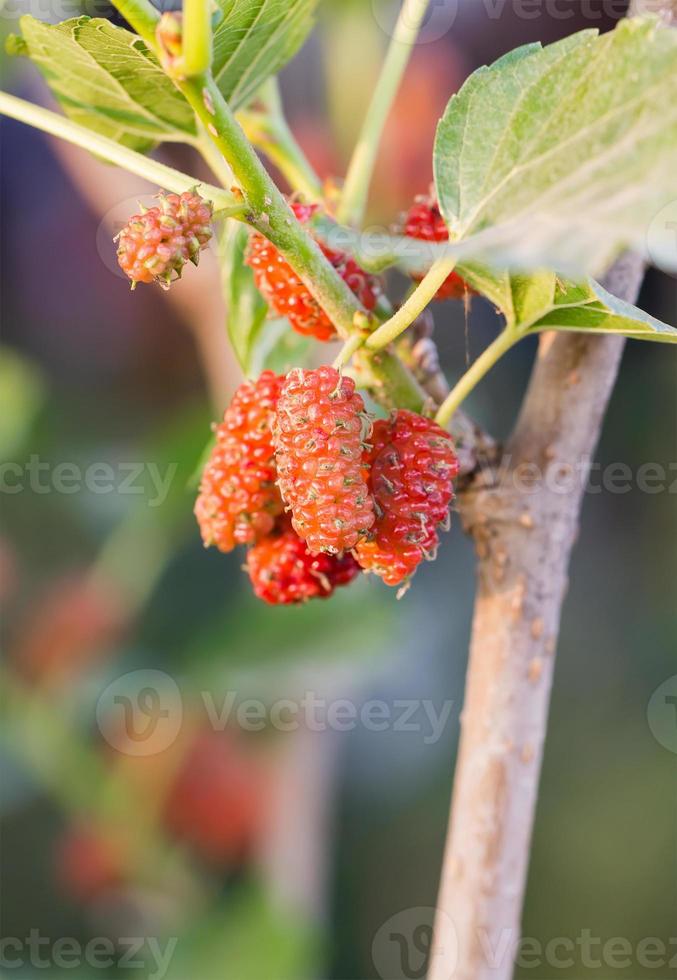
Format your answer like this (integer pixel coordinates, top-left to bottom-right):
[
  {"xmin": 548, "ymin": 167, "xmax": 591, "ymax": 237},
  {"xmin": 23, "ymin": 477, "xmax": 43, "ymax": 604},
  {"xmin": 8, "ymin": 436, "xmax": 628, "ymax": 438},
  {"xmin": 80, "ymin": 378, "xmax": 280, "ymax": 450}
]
[{"xmin": 1, "ymin": 1, "xmax": 676, "ymax": 977}]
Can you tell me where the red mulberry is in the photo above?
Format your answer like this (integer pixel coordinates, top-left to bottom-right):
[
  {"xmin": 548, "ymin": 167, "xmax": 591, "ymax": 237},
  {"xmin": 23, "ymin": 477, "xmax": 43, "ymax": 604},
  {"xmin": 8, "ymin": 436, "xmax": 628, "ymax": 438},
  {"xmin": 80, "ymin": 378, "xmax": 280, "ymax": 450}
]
[
  {"xmin": 273, "ymin": 366, "xmax": 375, "ymax": 554},
  {"xmin": 246, "ymin": 517, "xmax": 360, "ymax": 605},
  {"xmin": 195, "ymin": 371, "xmax": 285, "ymax": 552},
  {"xmin": 355, "ymin": 410, "xmax": 459, "ymax": 586},
  {"xmin": 246, "ymin": 202, "xmax": 381, "ymax": 341},
  {"xmin": 403, "ymin": 193, "xmax": 474, "ymax": 301}
]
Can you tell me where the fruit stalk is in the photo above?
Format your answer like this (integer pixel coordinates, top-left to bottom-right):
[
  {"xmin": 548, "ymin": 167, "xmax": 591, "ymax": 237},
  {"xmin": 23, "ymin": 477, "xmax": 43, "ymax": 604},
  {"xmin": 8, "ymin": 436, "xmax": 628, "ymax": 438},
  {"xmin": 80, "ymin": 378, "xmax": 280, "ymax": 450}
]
[
  {"xmin": 366, "ymin": 256, "xmax": 459, "ymax": 351},
  {"xmin": 182, "ymin": 0, "xmax": 212, "ymax": 77},
  {"xmin": 435, "ymin": 327, "xmax": 518, "ymax": 428}
]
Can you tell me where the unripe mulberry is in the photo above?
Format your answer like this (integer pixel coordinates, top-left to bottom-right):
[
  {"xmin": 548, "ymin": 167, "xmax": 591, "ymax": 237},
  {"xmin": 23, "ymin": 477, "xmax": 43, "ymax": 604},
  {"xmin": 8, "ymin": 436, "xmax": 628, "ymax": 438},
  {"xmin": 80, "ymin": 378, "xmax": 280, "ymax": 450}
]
[
  {"xmin": 116, "ymin": 190, "xmax": 213, "ymax": 288},
  {"xmin": 403, "ymin": 193, "xmax": 474, "ymax": 301},
  {"xmin": 246, "ymin": 517, "xmax": 360, "ymax": 605},
  {"xmin": 274, "ymin": 366, "xmax": 375, "ymax": 554},
  {"xmin": 355, "ymin": 410, "xmax": 459, "ymax": 586},
  {"xmin": 246, "ymin": 202, "xmax": 381, "ymax": 341},
  {"xmin": 195, "ymin": 371, "xmax": 285, "ymax": 552}
]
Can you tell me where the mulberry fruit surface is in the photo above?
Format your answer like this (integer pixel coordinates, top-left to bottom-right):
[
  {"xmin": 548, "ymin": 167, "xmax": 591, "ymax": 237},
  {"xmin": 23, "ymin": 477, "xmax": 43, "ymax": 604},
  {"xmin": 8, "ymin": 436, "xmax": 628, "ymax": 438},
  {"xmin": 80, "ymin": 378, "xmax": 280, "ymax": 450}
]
[
  {"xmin": 246, "ymin": 517, "xmax": 360, "ymax": 605},
  {"xmin": 403, "ymin": 193, "xmax": 474, "ymax": 301},
  {"xmin": 195, "ymin": 371, "xmax": 285, "ymax": 552},
  {"xmin": 355, "ymin": 409, "xmax": 459, "ymax": 586},
  {"xmin": 273, "ymin": 366, "xmax": 375, "ymax": 554},
  {"xmin": 117, "ymin": 190, "xmax": 213, "ymax": 288},
  {"xmin": 246, "ymin": 202, "xmax": 381, "ymax": 341}
]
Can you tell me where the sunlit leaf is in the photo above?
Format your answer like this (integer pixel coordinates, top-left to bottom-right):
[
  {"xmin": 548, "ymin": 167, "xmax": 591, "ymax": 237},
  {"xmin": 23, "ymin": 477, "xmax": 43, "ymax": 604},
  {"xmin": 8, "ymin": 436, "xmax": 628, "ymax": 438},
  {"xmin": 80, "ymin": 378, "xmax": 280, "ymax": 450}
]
[
  {"xmin": 517, "ymin": 277, "xmax": 677, "ymax": 342},
  {"xmin": 17, "ymin": 15, "xmax": 195, "ymax": 151},
  {"xmin": 434, "ymin": 17, "xmax": 677, "ymax": 276},
  {"xmin": 212, "ymin": 0, "xmax": 318, "ymax": 109}
]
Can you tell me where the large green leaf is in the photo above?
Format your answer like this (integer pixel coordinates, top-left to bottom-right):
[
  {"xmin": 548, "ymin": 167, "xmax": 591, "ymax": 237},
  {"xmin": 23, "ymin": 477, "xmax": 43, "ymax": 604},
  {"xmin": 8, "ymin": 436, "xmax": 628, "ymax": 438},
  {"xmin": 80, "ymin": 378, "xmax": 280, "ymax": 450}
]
[
  {"xmin": 455, "ymin": 263, "xmax": 514, "ymax": 319},
  {"xmin": 18, "ymin": 15, "xmax": 196, "ymax": 151},
  {"xmin": 212, "ymin": 0, "xmax": 318, "ymax": 109},
  {"xmin": 434, "ymin": 17, "xmax": 677, "ymax": 276}
]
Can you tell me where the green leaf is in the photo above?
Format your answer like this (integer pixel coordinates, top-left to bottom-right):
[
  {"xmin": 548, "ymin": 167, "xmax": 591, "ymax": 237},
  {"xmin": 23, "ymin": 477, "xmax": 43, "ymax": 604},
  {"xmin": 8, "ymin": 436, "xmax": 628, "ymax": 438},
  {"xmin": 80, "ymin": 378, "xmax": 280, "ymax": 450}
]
[
  {"xmin": 434, "ymin": 17, "xmax": 677, "ymax": 276},
  {"xmin": 5, "ymin": 34, "xmax": 28, "ymax": 57},
  {"xmin": 456, "ymin": 263, "xmax": 515, "ymax": 322},
  {"xmin": 19, "ymin": 16, "xmax": 196, "ymax": 151},
  {"xmin": 218, "ymin": 222, "xmax": 315, "ymax": 376},
  {"xmin": 516, "ymin": 276, "xmax": 677, "ymax": 342},
  {"xmin": 510, "ymin": 271, "xmax": 557, "ymax": 326},
  {"xmin": 250, "ymin": 319, "xmax": 315, "ymax": 376},
  {"xmin": 212, "ymin": 0, "xmax": 318, "ymax": 110},
  {"xmin": 219, "ymin": 221, "xmax": 268, "ymax": 374}
]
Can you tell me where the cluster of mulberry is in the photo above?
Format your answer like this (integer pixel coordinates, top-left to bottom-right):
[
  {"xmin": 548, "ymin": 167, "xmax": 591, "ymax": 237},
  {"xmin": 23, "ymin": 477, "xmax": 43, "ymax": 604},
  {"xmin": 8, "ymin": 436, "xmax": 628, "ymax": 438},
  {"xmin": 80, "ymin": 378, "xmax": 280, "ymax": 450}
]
[
  {"xmin": 194, "ymin": 369, "xmax": 367, "ymax": 605},
  {"xmin": 117, "ymin": 190, "xmax": 466, "ymax": 602},
  {"xmin": 194, "ymin": 367, "xmax": 458, "ymax": 604}
]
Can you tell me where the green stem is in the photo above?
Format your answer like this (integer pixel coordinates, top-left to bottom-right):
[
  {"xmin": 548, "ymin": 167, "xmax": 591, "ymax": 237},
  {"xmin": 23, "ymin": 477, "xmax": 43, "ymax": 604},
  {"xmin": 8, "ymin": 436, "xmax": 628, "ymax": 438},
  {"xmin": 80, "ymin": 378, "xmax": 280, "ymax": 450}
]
[
  {"xmin": 178, "ymin": 78, "xmax": 426, "ymax": 409},
  {"xmin": 109, "ymin": 0, "xmax": 159, "ymax": 44},
  {"xmin": 337, "ymin": 0, "xmax": 431, "ymax": 226},
  {"xmin": 180, "ymin": 73, "xmax": 362, "ymax": 337},
  {"xmin": 333, "ymin": 332, "xmax": 366, "ymax": 369},
  {"xmin": 0, "ymin": 92, "xmax": 242, "ymax": 213},
  {"xmin": 182, "ymin": 0, "xmax": 212, "ymax": 77},
  {"xmin": 366, "ymin": 255, "xmax": 457, "ymax": 350},
  {"xmin": 108, "ymin": 0, "xmax": 428, "ymax": 412},
  {"xmin": 354, "ymin": 347, "xmax": 427, "ymax": 413},
  {"xmin": 435, "ymin": 327, "xmax": 518, "ymax": 428}
]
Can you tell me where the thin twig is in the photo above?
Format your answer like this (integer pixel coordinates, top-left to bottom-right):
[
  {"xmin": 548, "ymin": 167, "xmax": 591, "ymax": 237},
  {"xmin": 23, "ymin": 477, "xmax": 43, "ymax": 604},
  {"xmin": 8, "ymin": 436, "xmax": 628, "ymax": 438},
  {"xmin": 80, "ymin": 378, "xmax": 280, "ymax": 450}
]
[
  {"xmin": 0, "ymin": 93, "xmax": 241, "ymax": 213},
  {"xmin": 337, "ymin": 0, "xmax": 431, "ymax": 225}
]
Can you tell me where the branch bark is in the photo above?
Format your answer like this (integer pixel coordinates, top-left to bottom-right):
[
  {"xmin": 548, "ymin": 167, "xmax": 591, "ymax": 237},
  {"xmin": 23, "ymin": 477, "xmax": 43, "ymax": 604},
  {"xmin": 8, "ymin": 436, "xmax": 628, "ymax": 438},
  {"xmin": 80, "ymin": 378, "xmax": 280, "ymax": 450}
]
[
  {"xmin": 427, "ymin": 252, "xmax": 645, "ymax": 980},
  {"xmin": 427, "ymin": 11, "xmax": 673, "ymax": 974}
]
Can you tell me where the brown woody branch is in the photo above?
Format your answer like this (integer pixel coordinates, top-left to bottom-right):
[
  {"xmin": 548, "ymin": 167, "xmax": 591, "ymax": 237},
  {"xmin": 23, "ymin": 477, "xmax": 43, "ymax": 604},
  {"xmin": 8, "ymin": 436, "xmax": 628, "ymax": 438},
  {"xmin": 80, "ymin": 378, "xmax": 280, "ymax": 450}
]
[
  {"xmin": 427, "ymin": 252, "xmax": 645, "ymax": 980},
  {"xmin": 426, "ymin": 9, "xmax": 667, "ymax": 971}
]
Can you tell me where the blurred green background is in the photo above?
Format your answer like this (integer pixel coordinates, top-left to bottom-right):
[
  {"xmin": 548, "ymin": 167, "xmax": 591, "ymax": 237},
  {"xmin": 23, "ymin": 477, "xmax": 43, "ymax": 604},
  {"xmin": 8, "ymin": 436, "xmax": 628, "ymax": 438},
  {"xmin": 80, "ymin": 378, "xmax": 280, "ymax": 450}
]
[{"xmin": 1, "ymin": 1, "xmax": 675, "ymax": 978}]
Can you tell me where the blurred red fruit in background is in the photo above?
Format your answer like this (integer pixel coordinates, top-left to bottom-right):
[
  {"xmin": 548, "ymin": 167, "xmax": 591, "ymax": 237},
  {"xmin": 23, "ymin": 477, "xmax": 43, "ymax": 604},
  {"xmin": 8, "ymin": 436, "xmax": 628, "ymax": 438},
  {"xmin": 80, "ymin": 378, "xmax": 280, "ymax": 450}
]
[
  {"xmin": 10, "ymin": 572, "xmax": 126, "ymax": 686},
  {"xmin": 55, "ymin": 824, "xmax": 127, "ymax": 903},
  {"xmin": 163, "ymin": 730, "xmax": 267, "ymax": 867}
]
